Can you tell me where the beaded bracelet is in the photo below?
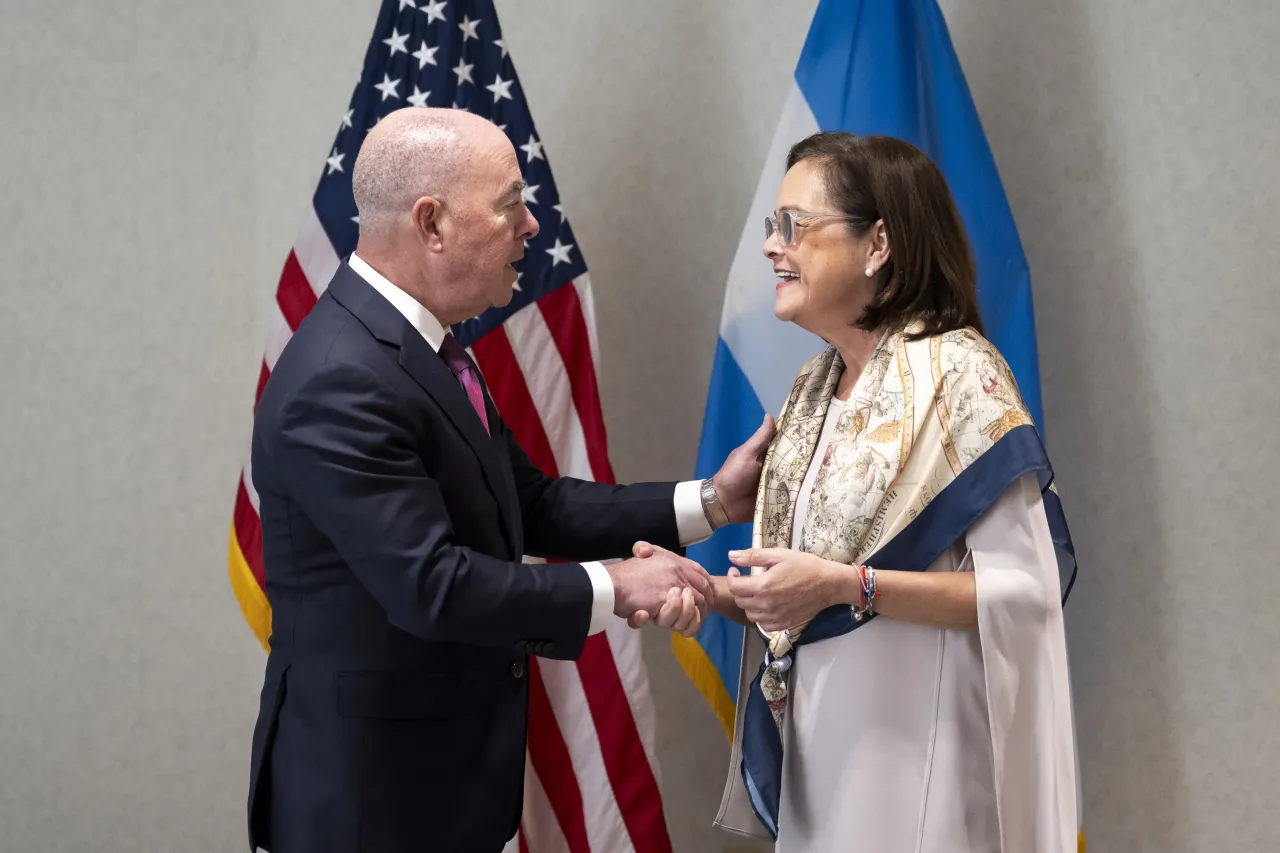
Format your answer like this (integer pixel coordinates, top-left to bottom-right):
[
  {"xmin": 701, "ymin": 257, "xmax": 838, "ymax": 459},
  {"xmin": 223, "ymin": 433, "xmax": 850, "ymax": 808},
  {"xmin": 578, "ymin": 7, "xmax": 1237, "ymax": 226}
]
[{"xmin": 852, "ymin": 564, "xmax": 880, "ymax": 622}]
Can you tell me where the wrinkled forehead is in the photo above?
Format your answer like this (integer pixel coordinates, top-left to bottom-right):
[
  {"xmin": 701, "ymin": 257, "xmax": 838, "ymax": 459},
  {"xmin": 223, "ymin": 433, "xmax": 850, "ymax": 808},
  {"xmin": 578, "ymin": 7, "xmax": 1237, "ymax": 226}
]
[{"xmin": 463, "ymin": 131, "xmax": 523, "ymax": 198}]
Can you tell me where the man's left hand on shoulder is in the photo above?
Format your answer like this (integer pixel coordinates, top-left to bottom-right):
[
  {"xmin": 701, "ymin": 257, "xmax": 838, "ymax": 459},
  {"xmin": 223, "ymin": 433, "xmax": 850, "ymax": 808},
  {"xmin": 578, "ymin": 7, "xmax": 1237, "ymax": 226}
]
[{"xmin": 710, "ymin": 413, "xmax": 776, "ymax": 524}]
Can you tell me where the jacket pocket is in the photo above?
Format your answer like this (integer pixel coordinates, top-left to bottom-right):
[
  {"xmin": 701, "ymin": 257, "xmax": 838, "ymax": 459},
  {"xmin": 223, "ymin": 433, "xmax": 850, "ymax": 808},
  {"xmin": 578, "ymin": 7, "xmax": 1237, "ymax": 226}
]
[{"xmin": 335, "ymin": 669, "xmax": 460, "ymax": 720}]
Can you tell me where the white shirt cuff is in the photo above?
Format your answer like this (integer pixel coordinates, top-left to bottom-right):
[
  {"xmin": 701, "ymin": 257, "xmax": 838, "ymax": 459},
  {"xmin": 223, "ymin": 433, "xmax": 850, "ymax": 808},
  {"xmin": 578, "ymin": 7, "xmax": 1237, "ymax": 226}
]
[
  {"xmin": 674, "ymin": 479, "xmax": 715, "ymax": 546},
  {"xmin": 581, "ymin": 561, "xmax": 615, "ymax": 635}
]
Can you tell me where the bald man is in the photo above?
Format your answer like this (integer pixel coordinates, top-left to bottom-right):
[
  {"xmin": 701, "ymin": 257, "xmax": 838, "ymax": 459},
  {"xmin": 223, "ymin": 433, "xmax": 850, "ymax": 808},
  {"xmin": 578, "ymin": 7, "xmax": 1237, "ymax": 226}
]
[{"xmin": 245, "ymin": 108, "xmax": 771, "ymax": 853}]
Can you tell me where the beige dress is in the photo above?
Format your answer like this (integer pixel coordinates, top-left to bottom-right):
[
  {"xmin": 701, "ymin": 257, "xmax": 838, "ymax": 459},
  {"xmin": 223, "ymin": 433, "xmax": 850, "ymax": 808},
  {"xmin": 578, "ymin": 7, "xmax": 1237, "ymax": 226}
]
[{"xmin": 716, "ymin": 329, "xmax": 1079, "ymax": 853}]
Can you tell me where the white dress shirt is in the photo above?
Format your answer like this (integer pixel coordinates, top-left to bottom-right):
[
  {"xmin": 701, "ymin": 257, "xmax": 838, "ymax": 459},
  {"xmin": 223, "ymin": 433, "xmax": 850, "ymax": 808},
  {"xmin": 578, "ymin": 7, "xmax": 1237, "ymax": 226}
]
[{"xmin": 348, "ymin": 254, "xmax": 714, "ymax": 634}]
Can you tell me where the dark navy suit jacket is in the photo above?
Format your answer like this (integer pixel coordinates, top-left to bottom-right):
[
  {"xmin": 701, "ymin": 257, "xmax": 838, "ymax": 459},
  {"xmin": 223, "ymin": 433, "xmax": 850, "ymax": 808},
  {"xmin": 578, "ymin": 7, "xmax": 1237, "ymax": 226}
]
[{"xmin": 246, "ymin": 264, "xmax": 683, "ymax": 852}]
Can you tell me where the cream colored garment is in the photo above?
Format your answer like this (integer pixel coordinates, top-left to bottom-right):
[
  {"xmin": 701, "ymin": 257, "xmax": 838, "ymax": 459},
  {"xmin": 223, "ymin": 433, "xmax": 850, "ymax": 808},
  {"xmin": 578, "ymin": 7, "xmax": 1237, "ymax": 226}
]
[
  {"xmin": 715, "ymin": 328, "xmax": 1078, "ymax": 852},
  {"xmin": 775, "ymin": 474, "xmax": 1070, "ymax": 853},
  {"xmin": 789, "ymin": 398, "xmax": 845, "ymax": 548}
]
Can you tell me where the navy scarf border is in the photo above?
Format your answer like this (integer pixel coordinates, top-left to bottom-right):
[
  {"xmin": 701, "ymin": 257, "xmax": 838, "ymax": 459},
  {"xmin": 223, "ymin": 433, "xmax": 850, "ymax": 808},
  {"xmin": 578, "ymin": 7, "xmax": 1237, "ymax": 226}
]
[{"xmin": 740, "ymin": 424, "xmax": 1077, "ymax": 837}]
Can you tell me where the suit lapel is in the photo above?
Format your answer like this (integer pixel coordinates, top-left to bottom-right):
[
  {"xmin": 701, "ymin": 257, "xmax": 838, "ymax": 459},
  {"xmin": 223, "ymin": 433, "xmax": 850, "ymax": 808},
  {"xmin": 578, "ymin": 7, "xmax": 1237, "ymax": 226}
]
[
  {"xmin": 398, "ymin": 334, "xmax": 521, "ymax": 547},
  {"xmin": 327, "ymin": 264, "xmax": 520, "ymax": 554},
  {"xmin": 475, "ymin": 372, "xmax": 524, "ymax": 558}
]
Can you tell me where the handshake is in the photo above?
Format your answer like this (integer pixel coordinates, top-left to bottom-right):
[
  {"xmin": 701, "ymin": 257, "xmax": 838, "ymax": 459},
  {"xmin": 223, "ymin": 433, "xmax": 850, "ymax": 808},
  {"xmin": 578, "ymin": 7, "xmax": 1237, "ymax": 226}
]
[
  {"xmin": 606, "ymin": 541, "xmax": 715, "ymax": 638},
  {"xmin": 603, "ymin": 412, "xmax": 777, "ymax": 638}
]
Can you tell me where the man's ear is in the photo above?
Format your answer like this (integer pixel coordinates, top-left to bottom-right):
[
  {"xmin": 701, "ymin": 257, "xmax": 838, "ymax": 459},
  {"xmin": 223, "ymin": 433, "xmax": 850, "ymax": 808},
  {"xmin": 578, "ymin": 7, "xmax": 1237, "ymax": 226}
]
[{"xmin": 412, "ymin": 196, "xmax": 445, "ymax": 252}]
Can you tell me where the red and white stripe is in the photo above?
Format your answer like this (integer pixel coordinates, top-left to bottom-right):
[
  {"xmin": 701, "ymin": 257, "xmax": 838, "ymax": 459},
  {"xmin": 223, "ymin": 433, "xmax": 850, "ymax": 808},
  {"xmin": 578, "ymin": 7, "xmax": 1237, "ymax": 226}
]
[{"xmin": 233, "ymin": 212, "xmax": 671, "ymax": 852}]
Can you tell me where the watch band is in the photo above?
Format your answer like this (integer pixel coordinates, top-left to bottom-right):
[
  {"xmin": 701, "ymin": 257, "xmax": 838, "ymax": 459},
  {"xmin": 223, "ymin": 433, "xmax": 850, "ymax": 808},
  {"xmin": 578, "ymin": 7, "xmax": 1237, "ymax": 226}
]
[{"xmin": 700, "ymin": 478, "xmax": 731, "ymax": 529}]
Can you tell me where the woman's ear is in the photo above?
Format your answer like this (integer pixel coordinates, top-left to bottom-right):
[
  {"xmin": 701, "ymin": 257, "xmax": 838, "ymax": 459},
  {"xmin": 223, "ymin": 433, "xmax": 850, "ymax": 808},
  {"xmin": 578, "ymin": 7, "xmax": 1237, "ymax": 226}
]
[{"xmin": 869, "ymin": 219, "xmax": 891, "ymax": 271}]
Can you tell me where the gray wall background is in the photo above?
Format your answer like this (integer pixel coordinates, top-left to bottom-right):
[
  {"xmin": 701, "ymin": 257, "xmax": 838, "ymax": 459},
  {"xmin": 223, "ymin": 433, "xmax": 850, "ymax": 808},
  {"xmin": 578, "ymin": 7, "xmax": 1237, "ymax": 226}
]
[{"xmin": 1, "ymin": 0, "xmax": 1277, "ymax": 851}]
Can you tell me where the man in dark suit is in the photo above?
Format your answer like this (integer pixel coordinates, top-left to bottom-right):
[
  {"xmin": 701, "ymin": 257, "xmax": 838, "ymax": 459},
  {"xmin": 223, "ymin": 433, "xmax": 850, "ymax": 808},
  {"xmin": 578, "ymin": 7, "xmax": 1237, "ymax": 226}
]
[{"xmin": 246, "ymin": 107, "xmax": 772, "ymax": 853}]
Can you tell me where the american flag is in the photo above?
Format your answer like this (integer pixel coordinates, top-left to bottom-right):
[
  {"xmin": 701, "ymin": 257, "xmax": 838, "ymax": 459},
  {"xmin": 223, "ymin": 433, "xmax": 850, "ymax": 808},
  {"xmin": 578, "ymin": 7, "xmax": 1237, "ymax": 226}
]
[{"xmin": 227, "ymin": 1, "xmax": 673, "ymax": 851}]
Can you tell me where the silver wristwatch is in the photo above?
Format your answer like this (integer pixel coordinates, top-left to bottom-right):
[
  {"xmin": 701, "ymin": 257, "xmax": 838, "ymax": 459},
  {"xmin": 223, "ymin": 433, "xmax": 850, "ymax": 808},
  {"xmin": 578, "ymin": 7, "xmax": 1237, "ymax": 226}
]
[{"xmin": 700, "ymin": 478, "xmax": 731, "ymax": 530}]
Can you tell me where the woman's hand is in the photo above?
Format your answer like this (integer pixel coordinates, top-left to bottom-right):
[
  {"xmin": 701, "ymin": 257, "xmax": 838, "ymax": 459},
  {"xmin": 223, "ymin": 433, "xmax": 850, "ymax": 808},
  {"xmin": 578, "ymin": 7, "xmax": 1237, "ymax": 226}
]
[{"xmin": 725, "ymin": 548, "xmax": 859, "ymax": 632}]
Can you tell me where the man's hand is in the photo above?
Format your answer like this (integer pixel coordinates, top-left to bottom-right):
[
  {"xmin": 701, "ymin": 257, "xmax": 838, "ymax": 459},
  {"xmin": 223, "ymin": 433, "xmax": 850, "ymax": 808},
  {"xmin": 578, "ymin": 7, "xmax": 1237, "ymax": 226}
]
[
  {"xmin": 608, "ymin": 542, "xmax": 713, "ymax": 636},
  {"xmin": 711, "ymin": 414, "xmax": 775, "ymax": 524},
  {"xmin": 725, "ymin": 547, "xmax": 857, "ymax": 632},
  {"xmin": 624, "ymin": 541, "xmax": 709, "ymax": 636},
  {"xmin": 625, "ymin": 586, "xmax": 704, "ymax": 637}
]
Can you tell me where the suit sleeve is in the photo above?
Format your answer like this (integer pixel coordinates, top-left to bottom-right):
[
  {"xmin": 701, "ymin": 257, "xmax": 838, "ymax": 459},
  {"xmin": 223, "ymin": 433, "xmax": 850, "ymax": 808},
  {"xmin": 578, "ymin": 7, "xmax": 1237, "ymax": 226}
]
[
  {"xmin": 275, "ymin": 362, "xmax": 593, "ymax": 658},
  {"xmin": 497, "ymin": 416, "xmax": 684, "ymax": 561}
]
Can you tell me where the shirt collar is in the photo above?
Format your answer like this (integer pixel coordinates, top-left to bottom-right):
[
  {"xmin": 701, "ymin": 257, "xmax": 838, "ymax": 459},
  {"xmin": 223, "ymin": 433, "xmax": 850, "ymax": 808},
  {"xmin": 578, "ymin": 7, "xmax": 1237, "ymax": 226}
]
[{"xmin": 348, "ymin": 252, "xmax": 449, "ymax": 353}]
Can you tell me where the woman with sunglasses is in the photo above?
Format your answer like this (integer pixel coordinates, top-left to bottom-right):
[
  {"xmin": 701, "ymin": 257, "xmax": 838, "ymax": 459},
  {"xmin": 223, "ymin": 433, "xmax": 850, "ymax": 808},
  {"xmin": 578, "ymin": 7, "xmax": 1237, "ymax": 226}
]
[{"xmin": 708, "ymin": 133, "xmax": 1081, "ymax": 853}]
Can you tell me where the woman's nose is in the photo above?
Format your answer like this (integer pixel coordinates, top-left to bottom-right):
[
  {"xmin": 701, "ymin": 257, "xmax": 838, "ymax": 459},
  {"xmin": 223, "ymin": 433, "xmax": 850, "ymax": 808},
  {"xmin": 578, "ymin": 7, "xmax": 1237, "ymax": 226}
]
[{"xmin": 762, "ymin": 232, "xmax": 782, "ymax": 260}]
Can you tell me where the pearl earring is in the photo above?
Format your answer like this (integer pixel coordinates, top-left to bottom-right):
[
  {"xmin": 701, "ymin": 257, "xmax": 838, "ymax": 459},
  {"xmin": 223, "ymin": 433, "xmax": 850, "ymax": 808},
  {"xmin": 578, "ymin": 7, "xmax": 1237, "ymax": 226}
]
[{"xmin": 865, "ymin": 266, "xmax": 874, "ymax": 278}]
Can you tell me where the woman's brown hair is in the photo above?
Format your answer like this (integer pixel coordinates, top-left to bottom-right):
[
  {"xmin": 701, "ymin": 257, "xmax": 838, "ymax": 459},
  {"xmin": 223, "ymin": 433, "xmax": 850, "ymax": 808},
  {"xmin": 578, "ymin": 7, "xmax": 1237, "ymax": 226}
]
[{"xmin": 786, "ymin": 133, "xmax": 984, "ymax": 337}]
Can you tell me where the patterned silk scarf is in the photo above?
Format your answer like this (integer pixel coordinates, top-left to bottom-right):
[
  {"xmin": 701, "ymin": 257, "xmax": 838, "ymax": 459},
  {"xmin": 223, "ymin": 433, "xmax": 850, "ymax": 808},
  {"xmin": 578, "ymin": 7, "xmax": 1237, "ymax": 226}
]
[{"xmin": 748, "ymin": 324, "xmax": 1035, "ymax": 724}]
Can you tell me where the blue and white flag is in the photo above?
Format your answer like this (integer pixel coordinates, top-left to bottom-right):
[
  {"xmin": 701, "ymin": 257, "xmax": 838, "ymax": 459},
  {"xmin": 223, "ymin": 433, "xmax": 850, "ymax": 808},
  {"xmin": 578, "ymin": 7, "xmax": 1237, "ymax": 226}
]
[{"xmin": 674, "ymin": 0, "xmax": 1045, "ymax": 740}]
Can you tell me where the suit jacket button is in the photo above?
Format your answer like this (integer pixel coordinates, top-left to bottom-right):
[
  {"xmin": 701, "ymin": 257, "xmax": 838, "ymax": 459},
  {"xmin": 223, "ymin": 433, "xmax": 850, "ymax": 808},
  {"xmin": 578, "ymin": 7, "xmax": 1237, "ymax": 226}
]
[
  {"xmin": 511, "ymin": 660, "xmax": 526, "ymax": 679},
  {"xmin": 540, "ymin": 642, "xmax": 555, "ymax": 655}
]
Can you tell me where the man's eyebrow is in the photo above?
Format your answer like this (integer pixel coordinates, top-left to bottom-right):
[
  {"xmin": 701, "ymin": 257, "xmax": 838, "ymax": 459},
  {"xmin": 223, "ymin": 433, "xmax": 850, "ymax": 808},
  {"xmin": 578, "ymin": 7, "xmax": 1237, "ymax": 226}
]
[{"xmin": 506, "ymin": 180, "xmax": 527, "ymax": 197}]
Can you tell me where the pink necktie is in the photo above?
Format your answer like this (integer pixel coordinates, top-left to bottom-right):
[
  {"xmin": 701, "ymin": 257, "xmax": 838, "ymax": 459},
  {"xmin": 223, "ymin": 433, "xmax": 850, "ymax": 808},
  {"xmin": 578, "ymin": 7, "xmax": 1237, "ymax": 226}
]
[{"xmin": 438, "ymin": 333, "xmax": 490, "ymax": 435}]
